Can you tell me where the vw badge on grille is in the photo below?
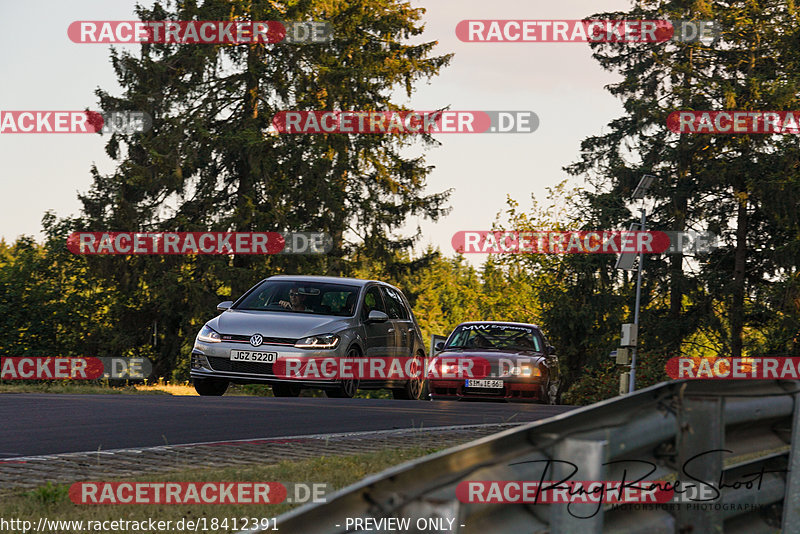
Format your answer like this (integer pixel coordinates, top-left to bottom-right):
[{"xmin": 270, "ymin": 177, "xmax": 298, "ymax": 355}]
[{"xmin": 250, "ymin": 334, "xmax": 263, "ymax": 347}]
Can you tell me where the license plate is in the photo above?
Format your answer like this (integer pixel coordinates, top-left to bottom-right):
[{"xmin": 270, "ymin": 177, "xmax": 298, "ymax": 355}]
[
  {"xmin": 230, "ymin": 350, "xmax": 277, "ymax": 363},
  {"xmin": 465, "ymin": 379, "xmax": 504, "ymax": 389}
]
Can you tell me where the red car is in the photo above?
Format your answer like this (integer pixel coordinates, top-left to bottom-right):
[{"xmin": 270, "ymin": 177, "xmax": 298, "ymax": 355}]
[{"xmin": 428, "ymin": 321, "xmax": 559, "ymax": 403}]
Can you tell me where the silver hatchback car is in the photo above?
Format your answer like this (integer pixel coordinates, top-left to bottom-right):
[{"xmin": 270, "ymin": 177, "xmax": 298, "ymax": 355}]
[{"xmin": 190, "ymin": 275, "xmax": 427, "ymax": 399}]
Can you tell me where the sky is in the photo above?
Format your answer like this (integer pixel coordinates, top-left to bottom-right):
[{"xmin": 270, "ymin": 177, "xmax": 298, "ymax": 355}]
[{"xmin": 0, "ymin": 0, "xmax": 631, "ymax": 264}]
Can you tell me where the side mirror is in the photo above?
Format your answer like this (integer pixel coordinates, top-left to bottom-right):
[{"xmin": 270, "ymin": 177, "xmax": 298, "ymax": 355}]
[
  {"xmin": 435, "ymin": 341, "xmax": 445, "ymax": 352},
  {"xmin": 217, "ymin": 301, "xmax": 233, "ymax": 312},
  {"xmin": 547, "ymin": 345, "xmax": 556, "ymax": 356},
  {"xmin": 367, "ymin": 310, "xmax": 389, "ymax": 323}
]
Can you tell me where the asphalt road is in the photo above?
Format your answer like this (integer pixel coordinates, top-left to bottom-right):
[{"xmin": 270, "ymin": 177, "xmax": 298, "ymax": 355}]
[{"xmin": 0, "ymin": 394, "xmax": 574, "ymax": 457}]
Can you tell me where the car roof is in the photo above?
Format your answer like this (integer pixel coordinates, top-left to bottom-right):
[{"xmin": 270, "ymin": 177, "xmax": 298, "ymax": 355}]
[
  {"xmin": 456, "ymin": 320, "xmax": 541, "ymax": 330},
  {"xmin": 264, "ymin": 275, "xmax": 381, "ymax": 288}
]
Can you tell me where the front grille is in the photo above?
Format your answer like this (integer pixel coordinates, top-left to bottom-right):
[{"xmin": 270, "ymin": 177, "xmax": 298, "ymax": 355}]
[
  {"xmin": 220, "ymin": 334, "xmax": 297, "ymax": 345},
  {"xmin": 208, "ymin": 356, "xmax": 274, "ymax": 375},
  {"xmin": 463, "ymin": 386, "xmax": 506, "ymax": 395}
]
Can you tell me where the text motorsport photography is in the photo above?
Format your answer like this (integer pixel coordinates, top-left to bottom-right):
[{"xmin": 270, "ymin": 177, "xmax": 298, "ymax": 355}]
[{"xmin": 457, "ymin": 464, "xmax": 776, "ymax": 519}]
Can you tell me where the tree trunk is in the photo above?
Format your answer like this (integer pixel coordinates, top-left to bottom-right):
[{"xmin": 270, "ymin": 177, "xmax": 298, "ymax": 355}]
[
  {"xmin": 731, "ymin": 192, "xmax": 748, "ymax": 357},
  {"xmin": 232, "ymin": 41, "xmax": 262, "ymax": 293},
  {"xmin": 668, "ymin": 179, "xmax": 688, "ymax": 355}
]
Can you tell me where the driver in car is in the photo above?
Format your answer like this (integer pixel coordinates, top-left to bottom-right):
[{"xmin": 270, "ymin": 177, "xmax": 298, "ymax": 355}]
[{"xmin": 279, "ymin": 288, "xmax": 314, "ymax": 311}]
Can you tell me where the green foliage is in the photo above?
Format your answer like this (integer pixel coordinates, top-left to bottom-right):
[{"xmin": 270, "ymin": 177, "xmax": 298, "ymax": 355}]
[
  {"xmin": 36, "ymin": 0, "xmax": 453, "ymax": 377},
  {"xmin": 25, "ymin": 482, "xmax": 69, "ymax": 505},
  {"xmin": 563, "ymin": 352, "xmax": 673, "ymax": 406},
  {"xmin": 0, "ymin": 214, "xmax": 115, "ymax": 358},
  {"xmin": 570, "ymin": 0, "xmax": 800, "ymax": 358},
  {"xmin": 488, "ymin": 184, "xmax": 629, "ymax": 393},
  {"xmin": 7, "ymin": 0, "xmax": 800, "ymax": 404}
]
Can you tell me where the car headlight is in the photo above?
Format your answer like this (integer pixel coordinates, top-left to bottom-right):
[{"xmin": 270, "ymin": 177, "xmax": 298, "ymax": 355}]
[
  {"xmin": 440, "ymin": 361, "xmax": 459, "ymax": 375},
  {"xmin": 295, "ymin": 334, "xmax": 340, "ymax": 349},
  {"xmin": 508, "ymin": 365, "xmax": 541, "ymax": 378},
  {"xmin": 197, "ymin": 324, "xmax": 222, "ymax": 343}
]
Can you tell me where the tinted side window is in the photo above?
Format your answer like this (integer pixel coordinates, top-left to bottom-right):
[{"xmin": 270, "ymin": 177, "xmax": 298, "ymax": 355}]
[
  {"xmin": 382, "ymin": 287, "xmax": 409, "ymax": 319},
  {"xmin": 361, "ymin": 286, "xmax": 386, "ymax": 319},
  {"xmin": 537, "ymin": 332, "xmax": 549, "ymax": 353}
]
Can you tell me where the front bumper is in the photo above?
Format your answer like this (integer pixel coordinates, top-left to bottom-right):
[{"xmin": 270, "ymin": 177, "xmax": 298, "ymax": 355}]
[
  {"xmin": 189, "ymin": 341, "xmax": 345, "ymax": 386},
  {"xmin": 429, "ymin": 378, "xmax": 545, "ymax": 402}
]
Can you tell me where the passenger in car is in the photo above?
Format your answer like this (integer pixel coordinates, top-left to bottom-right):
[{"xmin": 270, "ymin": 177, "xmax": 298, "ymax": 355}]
[{"xmin": 342, "ymin": 293, "xmax": 357, "ymax": 315}]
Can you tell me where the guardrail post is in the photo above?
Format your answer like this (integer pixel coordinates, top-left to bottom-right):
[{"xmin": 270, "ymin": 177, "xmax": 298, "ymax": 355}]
[
  {"xmin": 676, "ymin": 395, "xmax": 724, "ymax": 533},
  {"xmin": 782, "ymin": 392, "xmax": 800, "ymax": 533},
  {"xmin": 549, "ymin": 438, "xmax": 607, "ymax": 534}
]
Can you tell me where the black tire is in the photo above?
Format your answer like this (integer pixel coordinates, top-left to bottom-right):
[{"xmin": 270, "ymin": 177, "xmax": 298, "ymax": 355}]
[
  {"xmin": 194, "ymin": 378, "xmax": 229, "ymax": 396},
  {"xmin": 272, "ymin": 383, "xmax": 302, "ymax": 397},
  {"xmin": 325, "ymin": 347, "xmax": 360, "ymax": 398},
  {"xmin": 392, "ymin": 353, "xmax": 427, "ymax": 400}
]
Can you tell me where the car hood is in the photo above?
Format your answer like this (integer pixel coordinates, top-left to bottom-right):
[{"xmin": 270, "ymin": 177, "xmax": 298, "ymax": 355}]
[
  {"xmin": 434, "ymin": 350, "xmax": 546, "ymax": 364},
  {"xmin": 208, "ymin": 310, "xmax": 352, "ymax": 339}
]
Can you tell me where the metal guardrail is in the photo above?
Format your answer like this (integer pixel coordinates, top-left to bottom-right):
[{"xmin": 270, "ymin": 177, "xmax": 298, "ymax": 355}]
[{"xmin": 241, "ymin": 380, "xmax": 800, "ymax": 534}]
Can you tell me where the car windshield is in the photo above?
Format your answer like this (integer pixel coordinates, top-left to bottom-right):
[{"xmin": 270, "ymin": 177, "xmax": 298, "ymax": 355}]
[
  {"xmin": 446, "ymin": 324, "xmax": 542, "ymax": 352},
  {"xmin": 234, "ymin": 280, "xmax": 360, "ymax": 316}
]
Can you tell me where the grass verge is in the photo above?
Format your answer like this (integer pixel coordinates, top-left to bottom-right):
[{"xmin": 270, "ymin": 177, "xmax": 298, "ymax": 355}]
[
  {"xmin": 2, "ymin": 447, "xmax": 439, "ymax": 533},
  {"xmin": 0, "ymin": 381, "xmax": 170, "ymax": 395},
  {"xmin": 0, "ymin": 381, "xmax": 397, "ymax": 399}
]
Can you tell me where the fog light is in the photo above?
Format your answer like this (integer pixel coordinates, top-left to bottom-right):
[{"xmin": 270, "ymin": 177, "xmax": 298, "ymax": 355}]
[{"xmin": 192, "ymin": 353, "xmax": 211, "ymax": 370}]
